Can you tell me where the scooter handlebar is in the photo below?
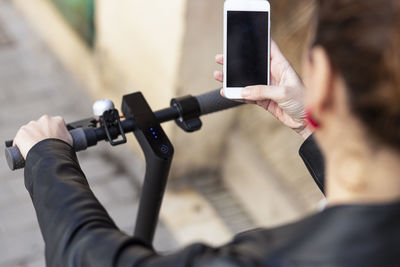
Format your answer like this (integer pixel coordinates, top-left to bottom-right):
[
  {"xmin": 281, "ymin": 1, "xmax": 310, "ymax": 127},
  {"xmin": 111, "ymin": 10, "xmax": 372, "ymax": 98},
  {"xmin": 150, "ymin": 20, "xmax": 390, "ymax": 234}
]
[
  {"xmin": 5, "ymin": 89, "xmax": 243, "ymax": 171},
  {"xmin": 196, "ymin": 89, "xmax": 243, "ymax": 116}
]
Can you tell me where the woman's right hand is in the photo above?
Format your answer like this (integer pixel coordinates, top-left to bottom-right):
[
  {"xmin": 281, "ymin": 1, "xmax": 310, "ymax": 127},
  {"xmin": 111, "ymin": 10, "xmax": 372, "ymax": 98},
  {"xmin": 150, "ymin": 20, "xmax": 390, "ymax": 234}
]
[
  {"xmin": 13, "ymin": 115, "xmax": 73, "ymax": 159},
  {"xmin": 214, "ymin": 40, "xmax": 312, "ymax": 139}
]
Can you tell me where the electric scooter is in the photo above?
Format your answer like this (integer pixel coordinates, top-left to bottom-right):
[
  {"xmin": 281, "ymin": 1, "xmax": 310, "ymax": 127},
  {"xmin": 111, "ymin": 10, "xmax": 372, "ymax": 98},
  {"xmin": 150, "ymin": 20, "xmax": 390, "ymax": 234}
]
[{"xmin": 4, "ymin": 89, "xmax": 242, "ymax": 246}]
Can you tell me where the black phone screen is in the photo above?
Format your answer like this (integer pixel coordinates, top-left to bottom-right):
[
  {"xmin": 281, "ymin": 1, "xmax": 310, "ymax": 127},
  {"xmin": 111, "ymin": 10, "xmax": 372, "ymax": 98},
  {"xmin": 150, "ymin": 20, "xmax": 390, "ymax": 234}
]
[{"xmin": 227, "ymin": 11, "xmax": 269, "ymax": 87}]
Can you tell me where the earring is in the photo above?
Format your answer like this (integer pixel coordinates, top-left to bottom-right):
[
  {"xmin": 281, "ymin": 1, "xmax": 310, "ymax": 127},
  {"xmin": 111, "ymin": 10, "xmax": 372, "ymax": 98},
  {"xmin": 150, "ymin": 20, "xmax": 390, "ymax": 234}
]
[{"xmin": 306, "ymin": 108, "xmax": 320, "ymax": 129}]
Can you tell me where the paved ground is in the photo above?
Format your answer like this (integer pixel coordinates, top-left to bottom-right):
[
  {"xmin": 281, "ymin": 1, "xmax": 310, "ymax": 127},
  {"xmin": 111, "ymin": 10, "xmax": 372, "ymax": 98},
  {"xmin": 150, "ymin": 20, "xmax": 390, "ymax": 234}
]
[{"xmin": 0, "ymin": 1, "xmax": 177, "ymax": 266}]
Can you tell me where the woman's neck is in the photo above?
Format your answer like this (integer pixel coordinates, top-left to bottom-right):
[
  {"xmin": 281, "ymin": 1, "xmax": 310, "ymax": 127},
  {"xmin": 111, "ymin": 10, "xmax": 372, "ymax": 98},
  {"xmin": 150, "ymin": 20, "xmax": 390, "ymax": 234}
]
[{"xmin": 323, "ymin": 124, "xmax": 400, "ymax": 206}]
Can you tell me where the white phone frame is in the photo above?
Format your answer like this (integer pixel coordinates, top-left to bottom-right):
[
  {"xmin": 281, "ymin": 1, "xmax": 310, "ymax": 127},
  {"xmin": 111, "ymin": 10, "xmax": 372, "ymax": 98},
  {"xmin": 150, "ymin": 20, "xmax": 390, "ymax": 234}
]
[{"xmin": 223, "ymin": 0, "xmax": 271, "ymax": 99}]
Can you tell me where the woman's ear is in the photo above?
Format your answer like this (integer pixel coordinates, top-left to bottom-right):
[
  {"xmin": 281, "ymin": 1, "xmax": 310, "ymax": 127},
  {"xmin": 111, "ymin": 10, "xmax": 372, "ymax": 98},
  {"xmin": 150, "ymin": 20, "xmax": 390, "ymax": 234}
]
[{"xmin": 304, "ymin": 46, "xmax": 335, "ymax": 116}]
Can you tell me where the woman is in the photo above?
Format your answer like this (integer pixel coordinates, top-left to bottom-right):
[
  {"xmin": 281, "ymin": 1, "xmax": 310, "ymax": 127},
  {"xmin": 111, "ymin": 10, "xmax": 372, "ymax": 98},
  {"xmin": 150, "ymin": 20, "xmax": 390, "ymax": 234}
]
[{"xmin": 14, "ymin": 0, "xmax": 400, "ymax": 266}]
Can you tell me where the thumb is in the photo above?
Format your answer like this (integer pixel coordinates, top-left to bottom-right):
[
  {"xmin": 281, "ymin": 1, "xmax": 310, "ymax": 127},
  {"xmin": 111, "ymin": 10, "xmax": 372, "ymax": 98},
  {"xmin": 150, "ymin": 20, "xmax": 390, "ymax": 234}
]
[{"xmin": 241, "ymin": 85, "xmax": 286, "ymax": 103}]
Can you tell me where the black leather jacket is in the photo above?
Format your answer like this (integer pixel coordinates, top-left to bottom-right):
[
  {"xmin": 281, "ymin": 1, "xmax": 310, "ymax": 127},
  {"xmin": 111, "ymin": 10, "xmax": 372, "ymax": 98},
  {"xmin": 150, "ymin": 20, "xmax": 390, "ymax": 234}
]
[{"xmin": 24, "ymin": 136, "xmax": 400, "ymax": 267}]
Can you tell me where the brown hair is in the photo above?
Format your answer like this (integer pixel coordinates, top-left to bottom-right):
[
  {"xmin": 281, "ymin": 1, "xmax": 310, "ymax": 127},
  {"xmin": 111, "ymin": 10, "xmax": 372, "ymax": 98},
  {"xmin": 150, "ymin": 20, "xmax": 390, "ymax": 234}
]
[{"xmin": 313, "ymin": 0, "xmax": 400, "ymax": 148}]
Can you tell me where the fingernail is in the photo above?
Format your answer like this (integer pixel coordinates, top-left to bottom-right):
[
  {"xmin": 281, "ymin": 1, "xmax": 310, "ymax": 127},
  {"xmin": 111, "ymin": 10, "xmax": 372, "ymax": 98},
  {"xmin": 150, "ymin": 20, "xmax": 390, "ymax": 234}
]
[{"xmin": 242, "ymin": 87, "xmax": 251, "ymax": 97}]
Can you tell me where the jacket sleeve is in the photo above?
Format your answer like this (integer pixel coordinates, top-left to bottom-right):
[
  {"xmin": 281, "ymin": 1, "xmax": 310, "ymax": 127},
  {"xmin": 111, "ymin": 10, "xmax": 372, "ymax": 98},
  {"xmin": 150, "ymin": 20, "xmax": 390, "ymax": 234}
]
[
  {"xmin": 24, "ymin": 139, "xmax": 276, "ymax": 267},
  {"xmin": 299, "ymin": 135, "xmax": 326, "ymax": 194}
]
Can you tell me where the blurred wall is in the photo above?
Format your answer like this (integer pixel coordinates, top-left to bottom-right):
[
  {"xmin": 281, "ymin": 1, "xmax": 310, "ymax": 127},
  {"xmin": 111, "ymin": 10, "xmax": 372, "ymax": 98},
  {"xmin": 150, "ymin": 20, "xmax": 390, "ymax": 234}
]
[
  {"xmin": 96, "ymin": 0, "xmax": 186, "ymax": 110},
  {"xmin": 95, "ymin": 0, "xmax": 237, "ymax": 178}
]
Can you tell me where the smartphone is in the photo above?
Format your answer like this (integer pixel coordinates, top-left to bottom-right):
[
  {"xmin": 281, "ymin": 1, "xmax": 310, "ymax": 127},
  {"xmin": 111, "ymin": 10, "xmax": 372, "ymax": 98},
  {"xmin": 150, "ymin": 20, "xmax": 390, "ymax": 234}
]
[{"xmin": 223, "ymin": 0, "xmax": 271, "ymax": 99}]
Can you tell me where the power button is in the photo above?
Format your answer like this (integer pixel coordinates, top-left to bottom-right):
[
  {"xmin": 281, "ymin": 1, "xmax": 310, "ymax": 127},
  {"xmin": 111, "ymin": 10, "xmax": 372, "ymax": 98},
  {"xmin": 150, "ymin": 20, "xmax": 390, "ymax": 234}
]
[{"xmin": 160, "ymin": 145, "xmax": 169, "ymax": 154}]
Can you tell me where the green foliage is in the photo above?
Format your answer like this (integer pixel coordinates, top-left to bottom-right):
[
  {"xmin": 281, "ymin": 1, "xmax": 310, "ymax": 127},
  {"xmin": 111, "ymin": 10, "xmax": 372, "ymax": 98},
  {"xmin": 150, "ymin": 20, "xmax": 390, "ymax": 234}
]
[{"xmin": 51, "ymin": 0, "xmax": 95, "ymax": 47}]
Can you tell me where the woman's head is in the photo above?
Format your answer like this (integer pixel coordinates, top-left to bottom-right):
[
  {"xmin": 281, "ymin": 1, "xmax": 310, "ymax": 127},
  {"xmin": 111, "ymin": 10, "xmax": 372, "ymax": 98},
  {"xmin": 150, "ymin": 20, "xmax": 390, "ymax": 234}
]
[{"xmin": 303, "ymin": 0, "xmax": 400, "ymax": 150}]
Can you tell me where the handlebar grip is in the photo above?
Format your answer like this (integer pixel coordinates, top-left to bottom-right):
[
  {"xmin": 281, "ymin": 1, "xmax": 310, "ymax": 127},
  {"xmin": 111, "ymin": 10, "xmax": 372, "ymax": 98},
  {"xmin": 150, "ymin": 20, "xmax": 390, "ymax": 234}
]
[
  {"xmin": 5, "ymin": 128, "xmax": 88, "ymax": 171},
  {"xmin": 5, "ymin": 146, "xmax": 25, "ymax": 170},
  {"xmin": 195, "ymin": 89, "xmax": 244, "ymax": 116},
  {"xmin": 71, "ymin": 128, "xmax": 88, "ymax": 152}
]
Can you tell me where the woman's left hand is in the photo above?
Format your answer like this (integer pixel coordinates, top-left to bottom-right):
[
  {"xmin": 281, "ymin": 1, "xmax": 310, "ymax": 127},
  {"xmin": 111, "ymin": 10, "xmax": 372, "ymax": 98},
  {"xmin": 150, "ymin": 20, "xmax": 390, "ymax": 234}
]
[{"xmin": 214, "ymin": 40, "xmax": 312, "ymax": 139}]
